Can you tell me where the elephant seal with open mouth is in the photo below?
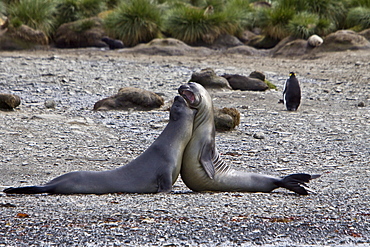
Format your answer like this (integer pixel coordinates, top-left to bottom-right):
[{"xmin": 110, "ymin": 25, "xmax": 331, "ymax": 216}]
[
  {"xmin": 178, "ymin": 82, "xmax": 319, "ymax": 195},
  {"xmin": 4, "ymin": 96, "xmax": 196, "ymax": 194}
]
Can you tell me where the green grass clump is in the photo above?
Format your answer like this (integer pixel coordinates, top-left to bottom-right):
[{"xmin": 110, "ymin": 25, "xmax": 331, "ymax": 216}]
[
  {"xmin": 287, "ymin": 12, "xmax": 319, "ymax": 39},
  {"xmin": 55, "ymin": 0, "xmax": 107, "ymax": 28},
  {"xmin": 348, "ymin": 0, "xmax": 370, "ymax": 8},
  {"xmin": 259, "ymin": 5, "xmax": 295, "ymax": 39},
  {"xmin": 0, "ymin": 1, "xmax": 6, "ymax": 16},
  {"xmin": 55, "ymin": 0, "xmax": 81, "ymax": 27},
  {"xmin": 223, "ymin": 0, "xmax": 254, "ymax": 37},
  {"xmin": 104, "ymin": 0, "xmax": 162, "ymax": 47},
  {"xmin": 71, "ymin": 18, "xmax": 97, "ymax": 33},
  {"xmin": 78, "ymin": 0, "xmax": 106, "ymax": 18},
  {"xmin": 7, "ymin": 0, "xmax": 56, "ymax": 36},
  {"xmin": 164, "ymin": 4, "xmax": 234, "ymax": 44},
  {"xmin": 346, "ymin": 7, "xmax": 370, "ymax": 30}
]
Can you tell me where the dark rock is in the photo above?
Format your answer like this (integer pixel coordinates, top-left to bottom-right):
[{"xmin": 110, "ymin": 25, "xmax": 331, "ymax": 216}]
[
  {"xmin": 195, "ymin": 34, "xmax": 244, "ymax": 50},
  {"xmin": 271, "ymin": 39, "xmax": 312, "ymax": 57},
  {"xmin": 249, "ymin": 71, "xmax": 265, "ymax": 81},
  {"xmin": 316, "ymin": 30, "xmax": 370, "ymax": 52},
  {"xmin": 0, "ymin": 21, "xmax": 48, "ymax": 50},
  {"xmin": 93, "ymin": 87, "xmax": 164, "ymax": 111},
  {"xmin": 357, "ymin": 102, "xmax": 365, "ymax": 107},
  {"xmin": 222, "ymin": 72, "xmax": 268, "ymax": 91},
  {"xmin": 247, "ymin": 35, "xmax": 280, "ymax": 49},
  {"xmin": 214, "ymin": 107, "xmax": 240, "ymax": 131},
  {"xmin": 253, "ymin": 132, "xmax": 265, "ymax": 139},
  {"xmin": 55, "ymin": 17, "xmax": 108, "ymax": 49},
  {"xmin": 190, "ymin": 68, "xmax": 231, "ymax": 89},
  {"xmin": 0, "ymin": 93, "xmax": 21, "ymax": 110}
]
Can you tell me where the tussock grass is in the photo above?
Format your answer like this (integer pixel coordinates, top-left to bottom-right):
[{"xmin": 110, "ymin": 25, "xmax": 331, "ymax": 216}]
[
  {"xmin": 55, "ymin": 0, "xmax": 107, "ymax": 28},
  {"xmin": 346, "ymin": 7, "xmax": 370, "ymax": 30},
  {"xmin": 287, "ymin": 12, "xmax": 319, "ymax": 39},
  {"xmin": 0, "ymin": 1, "xmax": 6, "ymax": 16},
  {"xmin": 259, "ymin": 5, "xmax": 294, "ymax": 39},
  {"xmin": 7, "ymin": 0, "xmax": 56, "ymax": 36},
  {"xmin": 104, "ymin": 0, "xmax": 162, "ymax": 47}
]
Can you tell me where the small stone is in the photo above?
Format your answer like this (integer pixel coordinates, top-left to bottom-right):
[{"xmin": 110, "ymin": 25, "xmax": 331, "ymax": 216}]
[
  {"xmin": 45, "ymin": 100, "xmax": 56, "ymax": 108},
  {"xmin": 357, "ymin": 102, "xmax": 365, "ymax": 107},
  {"xmin": 253, "ymin": 132, "xmax": 265, "ymax": 139}
]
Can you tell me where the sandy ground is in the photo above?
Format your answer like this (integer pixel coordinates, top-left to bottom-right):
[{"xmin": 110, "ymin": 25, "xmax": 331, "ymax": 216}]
[{"xmin": 0, "ymin": 48, "xmax": 369, "ymax": 246}]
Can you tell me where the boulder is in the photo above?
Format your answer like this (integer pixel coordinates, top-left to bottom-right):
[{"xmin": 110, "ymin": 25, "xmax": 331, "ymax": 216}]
[
  {"xmin": 316, "ymin": 30, "xmax": 370, "ymax": 52},
  {"xmin": 222, "ymin": 71, "xmax": 268, "ymax": 91},
  {"xmin": 224, "ymin": 45, "xmax": 261, "ymax": 56},
  {"xmin": 249, "ymin": 71, "xmax": 265, "ymax": 81},
  {"xmin": 359, "ymin": 28, "xmax": 370, "ymax": 41},
  {"xmin": 0, "ymin": 20, "xmax": 48, "ymax": 50},
  {"xmin": 214, "ymin": 107, "xmax": 240, "ymax": 131},
  {"xmin": 120, "ymin": 38, "xmax": 214, "ymax": 56},
  {"xmin": 272, "ymin": 39, "xmax": 312, "ymax": 57},
  {"xmin": 194, "ymin": 34, "xmax": 244, "ymax": 50},
  {"xmin": 239, "ymin": 30, "xmax": 258, "ymax": 44},
  {"xmin": 93, "ymin": 87, "xmax": 164, "ymax": 111},
  {"xmin": 55, "ymin": 17, "xmax": 108, "ymax": 48},
  {"xmin": 190, "ymin": 68, "xmax": 231, "ymax": 89},
  {"xmin": 0, "ymin": 94, "xmax": 21, "ymax": 110},
  {"xmin": 247, "ymin": 35, "xmax": 280, "ymax": 49}
]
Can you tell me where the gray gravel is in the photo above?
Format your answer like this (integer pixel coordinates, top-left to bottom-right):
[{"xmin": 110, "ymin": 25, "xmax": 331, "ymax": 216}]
[{"xmin": 0, "ymin": 48, "xmax": 369, "ymax": 246}]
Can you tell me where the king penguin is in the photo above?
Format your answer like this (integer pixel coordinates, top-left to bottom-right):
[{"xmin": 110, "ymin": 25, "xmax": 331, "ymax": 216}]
[{"xmin": 283, "ymin": 72, "xmax": 301, "ymax": 111}]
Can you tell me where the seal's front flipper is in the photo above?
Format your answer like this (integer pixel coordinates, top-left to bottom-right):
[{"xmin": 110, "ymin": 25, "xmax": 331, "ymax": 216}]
[
  {"xmin": 199, "ymin": 139, "xmax": 215, "ymax": 179},
  {"xmin": 157, "ymin": 174, "xmax": 172, "ymax": 193},
  {"xmin": 275, "ymin": 173, "xmax": 321, "ymax": 195},
  {"xmin": 3, "ymin": 186, "xmax": 50, "ymax": 194}
]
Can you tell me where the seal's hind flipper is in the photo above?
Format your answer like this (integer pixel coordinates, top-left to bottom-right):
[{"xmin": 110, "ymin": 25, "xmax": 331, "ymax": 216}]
[
  {"xmin": 3, "ymin": 186, "xmax": 49, "ymax": 194},
  {"xmin": 276, "ymin": 173, "xmax": 321, "ymax": 195}
]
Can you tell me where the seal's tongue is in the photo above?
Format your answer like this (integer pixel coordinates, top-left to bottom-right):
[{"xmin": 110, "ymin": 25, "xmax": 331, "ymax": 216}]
[{"xmin": 180, "ymin": 90, "xmax": 195, "ymax": 105}]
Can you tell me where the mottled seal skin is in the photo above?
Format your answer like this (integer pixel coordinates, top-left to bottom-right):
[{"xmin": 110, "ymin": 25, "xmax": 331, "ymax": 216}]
[
  {"xmin": 4, "ymin": 96, "xmax": 196, "ymax": 194},
  {"xmin": 178, "ymin": 82, "xmax": 319, "ymax": 195}
]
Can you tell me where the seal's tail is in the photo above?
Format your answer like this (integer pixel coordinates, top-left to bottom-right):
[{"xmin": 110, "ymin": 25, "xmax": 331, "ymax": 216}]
[
  {"xmin": 3, "ymin": 186, "xmax": 50, "ymax": 194},
  {"xmin": 276, "ymin": 173, "xmax": 321, "ymax": 195}
]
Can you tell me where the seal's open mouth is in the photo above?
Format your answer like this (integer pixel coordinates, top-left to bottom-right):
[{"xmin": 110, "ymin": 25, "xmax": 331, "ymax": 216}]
[{"xmin": 179, "ymin": 90, "xmax": 195, "ymax": 105}]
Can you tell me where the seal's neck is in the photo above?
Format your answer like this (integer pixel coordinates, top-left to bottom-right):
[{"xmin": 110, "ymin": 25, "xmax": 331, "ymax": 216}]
[{"xmin": 194, "ymin": 101, "xmax": 214, "ymax": 131}]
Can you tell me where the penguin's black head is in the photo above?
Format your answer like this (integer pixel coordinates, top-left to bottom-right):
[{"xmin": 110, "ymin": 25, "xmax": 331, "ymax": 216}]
[{"xmin": 289, "ymin": 72, "xmax": 296, "ymax": 77}]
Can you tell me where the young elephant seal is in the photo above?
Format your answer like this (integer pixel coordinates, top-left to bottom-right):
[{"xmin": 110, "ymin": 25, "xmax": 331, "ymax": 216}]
[
  {"xmin": 4, "ymin": 96, "xmax": 196, "ymax": 194},
  {"xmin": 178, "ymin": 82, "xmax": 319, "ymax": 195}
]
